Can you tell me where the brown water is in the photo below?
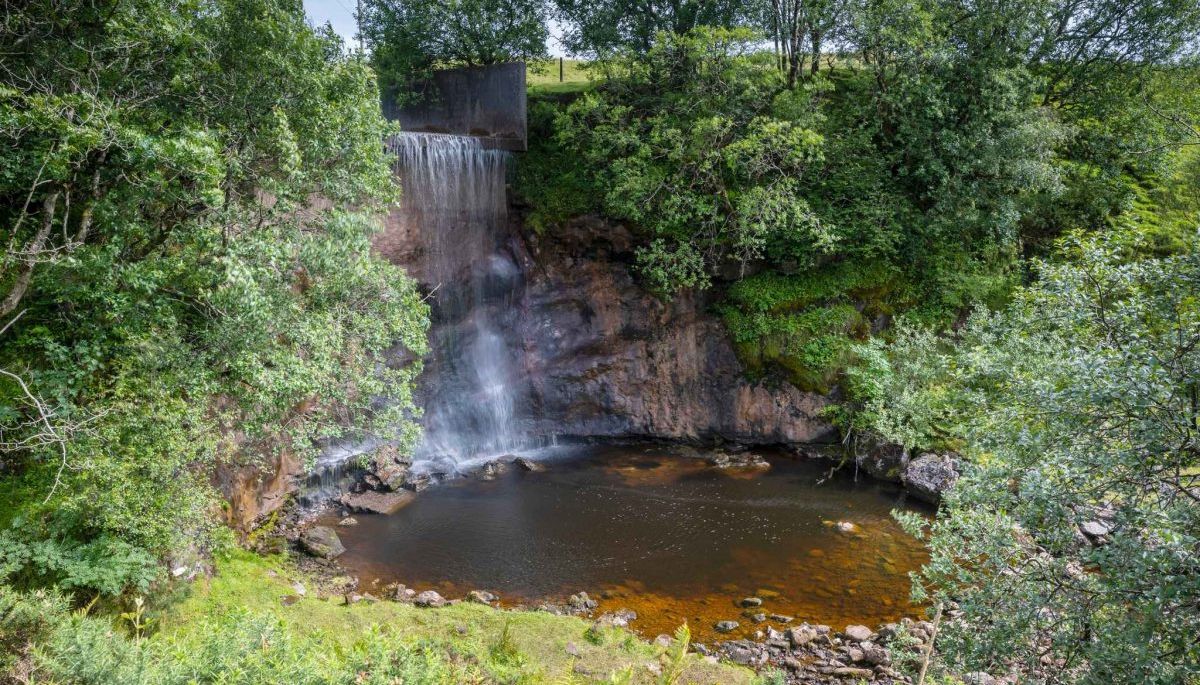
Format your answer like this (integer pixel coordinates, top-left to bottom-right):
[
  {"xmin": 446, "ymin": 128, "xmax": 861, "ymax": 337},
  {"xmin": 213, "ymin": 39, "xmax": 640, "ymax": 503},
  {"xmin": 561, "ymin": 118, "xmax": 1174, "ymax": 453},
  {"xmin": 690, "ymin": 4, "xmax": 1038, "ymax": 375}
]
[{"xmin": 325, "ymin": 445, "xmax": 931, "ymax": 643}]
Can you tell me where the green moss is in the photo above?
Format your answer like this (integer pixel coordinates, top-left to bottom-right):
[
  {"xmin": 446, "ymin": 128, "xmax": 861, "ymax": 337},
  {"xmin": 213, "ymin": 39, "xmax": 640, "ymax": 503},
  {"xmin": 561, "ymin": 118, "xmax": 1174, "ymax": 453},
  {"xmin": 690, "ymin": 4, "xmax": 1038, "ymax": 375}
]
[
  {"xmin": 721, "ymin": 303, "xmax": 865, "ymax": 393},
  {"xmin": 725, "ymin": 262, "xmax": 906, "ymax": 316},
  {"xmin": 717, "ymin": 262, "xmax": 911, "ymax": 392},
  {"xmin": 149, "ymin": 549, "xmax": 754, "ymax": 684}
]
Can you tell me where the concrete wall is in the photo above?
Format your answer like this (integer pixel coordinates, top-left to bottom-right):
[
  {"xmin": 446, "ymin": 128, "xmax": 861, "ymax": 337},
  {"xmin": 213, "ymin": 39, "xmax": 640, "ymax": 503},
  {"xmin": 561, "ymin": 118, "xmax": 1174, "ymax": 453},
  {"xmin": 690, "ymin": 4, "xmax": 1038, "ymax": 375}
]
[{"xmin": 382, "ymin": 62, "xmax": 527, "ymax": 151}]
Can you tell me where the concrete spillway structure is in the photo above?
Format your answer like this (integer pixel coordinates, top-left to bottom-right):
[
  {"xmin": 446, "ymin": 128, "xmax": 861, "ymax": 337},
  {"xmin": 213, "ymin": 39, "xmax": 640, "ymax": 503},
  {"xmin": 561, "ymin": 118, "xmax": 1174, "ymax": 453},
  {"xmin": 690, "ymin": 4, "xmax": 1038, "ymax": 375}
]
[{"xmin": 381, "ymin": 62, "xmax": 527, "ymax": 151}]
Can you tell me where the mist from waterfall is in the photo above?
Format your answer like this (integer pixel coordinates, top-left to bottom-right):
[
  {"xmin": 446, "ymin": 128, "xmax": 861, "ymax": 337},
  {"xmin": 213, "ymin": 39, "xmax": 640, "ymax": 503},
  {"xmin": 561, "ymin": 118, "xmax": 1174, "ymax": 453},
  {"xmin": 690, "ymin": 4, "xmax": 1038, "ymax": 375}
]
[{"xmin": 388, "ymin": 132, "xmax": 544, "ymax": 474}]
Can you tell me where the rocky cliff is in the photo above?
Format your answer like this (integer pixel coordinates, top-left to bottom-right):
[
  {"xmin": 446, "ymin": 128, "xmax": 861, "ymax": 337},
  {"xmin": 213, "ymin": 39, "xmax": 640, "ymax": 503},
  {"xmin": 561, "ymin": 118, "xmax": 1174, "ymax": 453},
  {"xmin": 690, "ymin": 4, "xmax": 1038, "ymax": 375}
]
[
  {"xmin": 509, "ymin": 213, "xmax": 834, "ymax": 445},
  {"xmin": 377, "ymin": 192, "xmax": 835, "ymax": 449}
]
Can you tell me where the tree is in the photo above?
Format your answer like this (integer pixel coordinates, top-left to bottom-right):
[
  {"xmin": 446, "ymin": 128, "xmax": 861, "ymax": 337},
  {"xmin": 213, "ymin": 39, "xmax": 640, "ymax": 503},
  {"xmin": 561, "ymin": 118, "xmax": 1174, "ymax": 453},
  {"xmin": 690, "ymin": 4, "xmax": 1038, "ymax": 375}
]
[
  {"xmin": 552, "ymin": 0, "xmax": 749, "ymax": 55},
  {"xmin": 859, "ymin": 230, "xmax": 1200, "ymax": 683},
  {"xmin": 763, "ymin": 0, "xmax": 847, "ymax": 87},
  {"xmin": 554, "ymin": 29, "xmax": 831, "ymax": 293},
  {"xmin": 0, "ymin": 0, "xmax": 428, "ymax": 595},
  {"xmin": 360, "ymin": 0, "xmax": 548, "ymax": 94}
]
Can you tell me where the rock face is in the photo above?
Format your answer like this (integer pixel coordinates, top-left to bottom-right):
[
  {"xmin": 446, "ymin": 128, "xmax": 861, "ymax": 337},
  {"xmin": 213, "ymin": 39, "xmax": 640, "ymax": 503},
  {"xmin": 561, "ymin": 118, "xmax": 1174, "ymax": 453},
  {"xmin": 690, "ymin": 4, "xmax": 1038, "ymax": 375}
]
[
  {"xmin": 377, "ymin": 207, "xmax": 835, "ymax": 449},
  {"xmin": 903, "ymin": 453, "xmax": 961, "ymax": 503},
  {"xmin": 213, "ymin": 439, "xmax": 305, "ymax": 532},
  {"xmin": 516, "ymin": 216, "xmax": 833, "ymax": 445},
  {"xmin": 298, "ymin": 526, "xmax": 345, "ymax": 559}
]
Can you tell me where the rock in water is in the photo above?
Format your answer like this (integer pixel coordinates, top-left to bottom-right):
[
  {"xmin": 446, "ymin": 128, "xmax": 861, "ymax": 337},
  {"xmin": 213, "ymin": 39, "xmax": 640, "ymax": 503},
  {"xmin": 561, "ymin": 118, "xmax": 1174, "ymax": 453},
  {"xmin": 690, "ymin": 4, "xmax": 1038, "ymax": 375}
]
[
  {"xmin": 373, "ymin": 461, "xmax": 411, "ymax": 491},
  {"xmin": 476, "ymin": 460, "xmax": 509, "ymax": 481},
  {"xmin": 857, "ymin": 441, "xmax": 909, "ymax": 482},
  {"xmin": 903, "ymin": 453, "xmax": 960, "ymax": 503},
  {"xmin": 715, "ymin": 620, "xmax": 740, "ymax": 633},
  {"xmin": 512, "ymin": 456, "xmax": 544, "ymax": 472},
  {"xmin": 298, "ymin": 526, "xmax": 345, "ymax": 559},
  {"xmin": 403, "ymin": 473, "xmax": 433, "ymax": 492},
  {"xmin": 467, "ymin": 590, "xmax": 497, "ymax": 604},
  {"xmin": 339, "ymin": 490, "xmax": 414, "ymax": 515}
]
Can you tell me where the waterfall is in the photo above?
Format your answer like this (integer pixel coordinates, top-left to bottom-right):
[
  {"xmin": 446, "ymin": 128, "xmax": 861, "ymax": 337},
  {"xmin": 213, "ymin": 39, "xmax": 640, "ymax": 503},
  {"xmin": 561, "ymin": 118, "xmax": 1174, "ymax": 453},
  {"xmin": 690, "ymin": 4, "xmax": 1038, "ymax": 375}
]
[{"xmin": 388, "ymin": 132, "xmax": 543, "ymax": 474}]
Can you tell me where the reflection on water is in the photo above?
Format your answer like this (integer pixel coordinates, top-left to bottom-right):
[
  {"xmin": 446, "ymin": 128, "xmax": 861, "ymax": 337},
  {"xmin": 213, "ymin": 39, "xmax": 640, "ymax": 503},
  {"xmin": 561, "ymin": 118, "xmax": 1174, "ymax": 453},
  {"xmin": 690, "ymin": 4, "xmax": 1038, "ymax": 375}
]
[{"xmin": 324, "ymin": 445, "xmax": 931, "ymax": 642}]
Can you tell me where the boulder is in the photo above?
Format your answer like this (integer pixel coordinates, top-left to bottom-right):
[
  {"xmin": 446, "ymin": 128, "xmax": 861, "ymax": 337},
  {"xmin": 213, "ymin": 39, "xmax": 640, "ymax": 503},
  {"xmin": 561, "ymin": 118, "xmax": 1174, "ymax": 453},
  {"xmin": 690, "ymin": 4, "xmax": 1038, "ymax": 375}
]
[
  {"xmin": 414, "ymin": 590, "xmax": 445, "ymax": 608},
  {"xmin": 857, "ymin": 440, "xmax": 909, "ymax": 482},
  {"xmin": 512, "ymin": 456, "xmax": 544, "ymax": 472},
  {"xmin": 740, "ymin": 596, "xmax": 763, "ymax": 608},
  {"xmin": 374, "ymin": 462, "xmax": 411, "ymax": 491},
  {"xmin": 337, "ymin": 516, "xmax": 358, "ymax": 527},
  {"xmin": 860, "ymin": 642, "xmax": 891, "ymax": 665},
  {"xmin": 340, "ymin": 490, "xmax": 414, "ymax": 515},
  {"xmin": 715, "ymin": 620, "xmax": 740, "ymax": 633},
  {"xmin": 843, "ymin": 624, "xmax": 874, "ymax": 642},
  {"xmin": 1079, "ymin": 520, "xmax": 1110, "ymax": 538},
  {"xmin": 568, "ymin": 591, "xmax": 597, "ymax": 611},
  {"xmin": 787, "ymin": 624, "xmax": 819, "ymax": 647},
  {"xmin": 403, "ymin": 473, "xmax": 433, "ymax": 492},
  {"xmin": 903, "ymin": 453, "xmax": 960, "ymax": 503},
  {"xmin": 372, "ymin": 443, "xmax": 413, "ymax": 467},
  {"xmin": 298, "ymin": 526, "xmax": 345, "ymax": 559},
  {"xmin": 476, "ymin": 460, "xmax": 509, "ymax": 481},
  {"xmin": 467, "ymin": 590, "xmax": 497, "ymax": 604}
]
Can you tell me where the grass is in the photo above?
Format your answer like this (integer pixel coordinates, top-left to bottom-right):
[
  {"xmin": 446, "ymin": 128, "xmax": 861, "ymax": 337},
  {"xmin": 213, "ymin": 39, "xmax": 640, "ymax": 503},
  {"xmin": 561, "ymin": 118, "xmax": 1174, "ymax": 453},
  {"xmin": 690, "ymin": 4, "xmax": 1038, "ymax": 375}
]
[
  {"xmin": 528, "ymin": 59, "xmax": 595, "ymax": 94},
  {"xmin": 152, "ymin": 549, "xmax": 755, "ymax": 684}
]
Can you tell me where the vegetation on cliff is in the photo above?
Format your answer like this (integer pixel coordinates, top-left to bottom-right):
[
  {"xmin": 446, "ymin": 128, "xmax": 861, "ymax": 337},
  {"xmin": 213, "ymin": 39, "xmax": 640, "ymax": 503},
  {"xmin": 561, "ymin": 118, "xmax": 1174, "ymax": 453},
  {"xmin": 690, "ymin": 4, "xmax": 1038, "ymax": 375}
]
[{"xmin": 517, "ymin": 2, "xmax": 1200, "ymax": 394}]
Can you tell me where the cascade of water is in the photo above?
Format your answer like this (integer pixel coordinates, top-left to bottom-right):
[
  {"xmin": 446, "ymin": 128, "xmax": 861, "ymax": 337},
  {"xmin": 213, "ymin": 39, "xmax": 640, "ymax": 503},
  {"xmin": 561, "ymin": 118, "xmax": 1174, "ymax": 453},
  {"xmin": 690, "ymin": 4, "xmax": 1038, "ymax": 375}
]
[{"xmin": 387, "ymin": 132, "xmax": 544, "ymax": 473}]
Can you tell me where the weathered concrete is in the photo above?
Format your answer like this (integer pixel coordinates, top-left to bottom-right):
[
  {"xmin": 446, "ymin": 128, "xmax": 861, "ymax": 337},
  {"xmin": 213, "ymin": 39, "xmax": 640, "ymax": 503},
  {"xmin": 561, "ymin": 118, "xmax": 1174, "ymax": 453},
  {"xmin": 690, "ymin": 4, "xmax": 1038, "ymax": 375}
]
[{"xmin": 381, "ymin": 62, "xmax": 527, "ymax": 151}]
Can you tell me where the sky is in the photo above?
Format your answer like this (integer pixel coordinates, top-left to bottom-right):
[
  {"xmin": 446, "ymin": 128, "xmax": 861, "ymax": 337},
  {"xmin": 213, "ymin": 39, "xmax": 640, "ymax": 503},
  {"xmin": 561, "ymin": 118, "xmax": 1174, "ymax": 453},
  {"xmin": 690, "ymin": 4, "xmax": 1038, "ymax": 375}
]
[{"xmin": 301, "ymin": 0, "xmax": 569, "ymax": 55}]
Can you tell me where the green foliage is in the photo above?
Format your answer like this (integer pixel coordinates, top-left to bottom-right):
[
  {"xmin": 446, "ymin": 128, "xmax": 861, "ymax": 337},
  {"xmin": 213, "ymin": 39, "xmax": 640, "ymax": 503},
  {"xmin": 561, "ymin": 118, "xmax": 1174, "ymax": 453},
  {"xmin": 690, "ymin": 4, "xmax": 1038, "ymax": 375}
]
[
  {"xmin": 515, "ymin": 98, "xmax": 603, "ymax": 234},
  {"xmin": 489, "ymin": 619, "xmax": 526, "ymax": 667},
  {"xmin": 0, "ymin": 0, "xmax": 428, "ymax": 597},
  {"xmin": 0, "ymin": 585, "xmax": 474, "ymax": 684},
  {"xmin": 657, "ymin": 622, "xmax": 690, "ymax": 685},
  {"xmin": 553, "ymin": 28, "xmax": 830, "ymax": 293},
  {"xmin": 3, "ymin": 551, "xmax": 754, "ymax": 684},
  {"xmin": 869, "ymin": 230, "xmax": 1200, "ymax": 683},
  {"xmin": 362, "ymin": 0, "xmax": 548, "ymax": 96},
  {"xmin": 724, "ymin": 262, "xmax": 904, "ymax": 316},
  {"xmin": 552, "ymin": 0, "xmax": 750, "ymax": 55}
]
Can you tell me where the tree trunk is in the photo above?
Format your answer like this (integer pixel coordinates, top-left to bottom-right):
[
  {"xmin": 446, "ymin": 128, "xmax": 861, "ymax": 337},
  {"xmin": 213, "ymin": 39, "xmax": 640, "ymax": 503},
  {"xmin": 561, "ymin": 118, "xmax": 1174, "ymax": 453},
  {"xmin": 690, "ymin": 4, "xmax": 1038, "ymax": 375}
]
[
  {"xmin": 810, "ymin": 30, "xmax": 822, "ymax": 74},
  {"xmin": 1, "ymin": 191, "xmax": 59, "ymax": 318}
]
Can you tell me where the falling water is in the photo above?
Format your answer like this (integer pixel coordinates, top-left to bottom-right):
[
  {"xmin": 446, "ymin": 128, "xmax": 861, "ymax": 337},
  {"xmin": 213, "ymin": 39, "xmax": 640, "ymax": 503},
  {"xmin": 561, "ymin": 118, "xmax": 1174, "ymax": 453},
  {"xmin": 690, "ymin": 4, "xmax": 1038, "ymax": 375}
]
[{"xmin": 388, "ymin": 132, "xmax": 543, "ymax": 473}]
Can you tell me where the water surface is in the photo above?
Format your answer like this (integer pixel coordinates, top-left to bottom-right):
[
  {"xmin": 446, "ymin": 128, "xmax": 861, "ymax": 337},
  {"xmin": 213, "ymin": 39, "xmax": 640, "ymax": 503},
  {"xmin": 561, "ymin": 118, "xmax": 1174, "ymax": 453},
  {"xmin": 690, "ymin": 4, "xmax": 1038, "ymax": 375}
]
[{"xmin": 326, "ymin": 445, "xmax": 930, "ymax": 642}]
